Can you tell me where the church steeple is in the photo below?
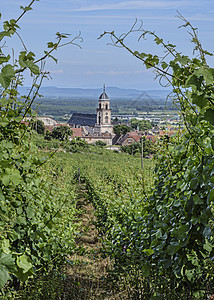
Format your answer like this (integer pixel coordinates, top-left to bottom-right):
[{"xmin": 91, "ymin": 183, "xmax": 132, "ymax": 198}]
[
  {"xmin": 95, "ymin": 85, "xmax": 113, "ymax": 134},
  {"xmin": 99, "ymin": 84, "xmax": 109, "ymax": 100}
]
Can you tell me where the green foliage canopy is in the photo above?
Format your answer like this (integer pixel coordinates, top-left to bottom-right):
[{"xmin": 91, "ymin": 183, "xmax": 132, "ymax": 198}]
[
  {"xmin": 51, "ymin": 125, "xmax": 73, "ymax": 141},
  {"xmin": 0, "ymin": 1, "xmax": 82, "ymax": 294},
  {"xmin": 95, "ymin": 140, "xmax": 107, "ymax": 147},
  {"xmin": 30, "ymin": 119, "xmax": 45, "ymax": 135},
  {"xmin": 99, "ymin": 15, "xmax": 214, "ymax": 298},
  {"xmin": 129, "ymin": 118, "xmax": 152, "ymax": 131},
  {"xmin": 121, "ymin": 136, "xmax": 156, "ymax": 156},
  {"xmin": 113, "ymin": 124, "xmax": 131, "ymax": 135}
]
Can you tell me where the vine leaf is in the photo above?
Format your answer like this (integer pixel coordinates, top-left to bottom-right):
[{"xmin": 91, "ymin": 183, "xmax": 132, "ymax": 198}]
[
  {"xmin": 0, "ymin": 64, "xmax": 15, "ymax": 88},
  {"xmin": 17, "ymin": 254, "xmax": 33, "ymax": 274},
  {"xmin": 0, "ymin": 253, "xmax": 15, "ymax": 289},
  {"xmin": 204, "ymin": 108, "xmax": 214, "ymax": 125}
]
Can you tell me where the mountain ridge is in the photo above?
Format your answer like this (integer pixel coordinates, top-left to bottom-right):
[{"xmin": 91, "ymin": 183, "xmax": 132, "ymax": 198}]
[{"xmin": 19, "ymin": 86, "xmax": 171, "ymax": 100}]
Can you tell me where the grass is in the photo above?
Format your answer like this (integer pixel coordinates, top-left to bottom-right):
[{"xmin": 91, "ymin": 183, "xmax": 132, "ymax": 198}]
[{"xmin": 62, "ymin": 183, "xmax": 128, "ymax": 299}]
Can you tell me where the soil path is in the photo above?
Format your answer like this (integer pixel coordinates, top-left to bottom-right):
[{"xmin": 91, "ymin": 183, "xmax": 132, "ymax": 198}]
[{"xmin": 62, "ymin": 183, "xmax": 124, "ymax": 300}]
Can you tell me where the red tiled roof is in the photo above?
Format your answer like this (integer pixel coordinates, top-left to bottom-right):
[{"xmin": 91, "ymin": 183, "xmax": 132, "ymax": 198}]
[
  {"xmin": 54, "ymin": 123, "xmax": 70, "ymax": 127},
  {"xmin": 70, "ymin": 128, "xmax": 83, "ymax": 137},
  {"xmin": 120, "ymin": 131, "xmax": 142, "ymax": 144}
]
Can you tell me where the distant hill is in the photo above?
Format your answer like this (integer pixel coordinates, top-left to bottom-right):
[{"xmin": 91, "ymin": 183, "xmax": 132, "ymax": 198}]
[
  {"xmin": 19, "ymin": 86, "xmax": 174, "ymax": 119},
  {"xmin": 18, "ymin": 86, "xmax": 171, "ymax": 100}
]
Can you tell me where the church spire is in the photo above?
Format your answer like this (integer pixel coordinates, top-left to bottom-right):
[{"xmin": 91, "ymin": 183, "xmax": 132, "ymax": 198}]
[{"xmin": 99, "ymin": 84, "xmax": 109, "ymax": 100}]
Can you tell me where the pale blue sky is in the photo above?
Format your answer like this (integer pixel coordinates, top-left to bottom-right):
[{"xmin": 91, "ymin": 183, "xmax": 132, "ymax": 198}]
[{"xmin": 1, "ymin": 0, "xmax": 214, "ymax": 89}]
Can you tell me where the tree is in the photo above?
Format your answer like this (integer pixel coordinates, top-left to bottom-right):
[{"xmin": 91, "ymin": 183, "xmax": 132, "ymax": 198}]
[
  {"xmin": 30, "ymin": 119, "xmax": 45, "ymax": 134},
  {"xmin": 44, "ymin": 130, "xmax": 52, "ymax": 141},
  {"xmin": 95, "ymin": 140, "xmax": 107, "ymax": 147},
  {"xmin": 51, "ymin": 125, "xmax": 73, "ymax": 141},
  {"xmin": 68, "ymin": 137, "xmax": 88, "ymax": 152},
  {"xmin": 100, "ymin": 15, "xmax": 214, "ymax": 298},
  {"xmin": 129, "ymin": 118, "xmax": 152, "ymax": 131},
  {"xmin": 121, "ymin": 137, "xmax": 155, "ymax": 156},
  {"xmin": 113, "ymin": 124, "xmax": 131, "ymax": 135}
]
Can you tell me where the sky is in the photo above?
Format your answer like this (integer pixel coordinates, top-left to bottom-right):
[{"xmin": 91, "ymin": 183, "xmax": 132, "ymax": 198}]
[{"xmin": 1, "ymin": 0, "xmax": 214, "ymax": 90}]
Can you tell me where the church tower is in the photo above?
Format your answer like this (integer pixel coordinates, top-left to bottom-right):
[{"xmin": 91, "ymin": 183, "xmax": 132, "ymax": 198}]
[{"xmin": 95, "ymin": 85, "xmax": 113, "ymax": 134}]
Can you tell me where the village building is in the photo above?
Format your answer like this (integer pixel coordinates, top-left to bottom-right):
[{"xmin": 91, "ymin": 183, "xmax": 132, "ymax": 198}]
[
  {"xmin": 36, "ymin": 116, "xmax": 58, "ymax": 126},
  {"xmin": 69, "ymin": 127, "xmax": 83, "ymax": 138},
  {"xmin": 117, "ymin": 131, "xmax": 142, "ymax": 146},
  {"xmin": 24, "ymin": 116, "xmax": 58, "ymax": 127},
  {"xmin": 68, "ymin": 85, "xmax": 114, "ymax": 145}
]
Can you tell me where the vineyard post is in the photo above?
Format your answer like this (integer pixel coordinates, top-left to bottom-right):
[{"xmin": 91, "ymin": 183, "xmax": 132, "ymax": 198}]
[{"xmin": 141, "ymin": 136, "xmax": 143, "ymax": 171}]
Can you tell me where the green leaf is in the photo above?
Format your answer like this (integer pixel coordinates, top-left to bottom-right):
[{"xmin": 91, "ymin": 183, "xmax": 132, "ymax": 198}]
[
  {"xmin": 26, "ymin": 61, "xmax": 40, "ymax": 75},
  {"xmin": 159, "ymin": 258, "xmax": 172, "ymax": 268},
  {"xmin": 166, "ymin": 244, "xmax": 180, "ymax": 255},
  {"xmin": 185, "ymin": 269, "xmax": 195, "ymax": 282},
  {"xmin": 20, "ymin": 6, "xmax": 33, "ymax": 12},
  {"xmin": 1, "ymin": 168, "xmax": 22, "ymax": 186},
  {"xmin": 176, "ymin": 54, "xmax": 189, "ymax": 66},
  {"xmin": 203, "ymin": 240, "xmax": 213, "ymax": 253},
  {"xmin": 1, "ymin": 174, "xmax": 10, "ymax": 186},
  {"xmin": 2, "ymin": 64, "xmax": 15, "ymax": 76},
  {"xmin": 15, "ymin": 267, "xmax": 33, "ymax": 282},
  {"xmin": 0, "ymin": 64, "xmax": 15, "ymax": 88},
  {"xmin": 0, "ymin": 253, "xmax": 15, "ymax": 288},
  {"xmin": 1, "ymin": 239, "xmax": 10, "ymax": 254},
  {"xmin": 154, "ymin": 37, "xmax": 163, "ymax": 45},
  {"xmin": 141, "ymin": 262, "xmax": 150, "ymax": 276},
  {"xmin": 0, "ymin": 267, "xmax": 9, "ymax": 289},
  {"xmin": 161, "ymin": 61, "xmax": 168, "ymax": 70},
  {"xmin": 193, "ymin": 195, "xmax": 203, "ymax": 205},
  {"xmin": 26, "ymin": 206, "xmax": 35, "ymax": 219},
  {"xmin": 208, "ymin": 189, "xmax": 214, "ymax": 203},
  {"xmin": 185, "ymin": 74, "xmax": 202, "ymax": 89},
  {"xmin": 0, "ymin": 31, "xmax": 11, "ymax": 41},
  {"xmin": 0, "ymin": 54, "xmax": 10, "ymax": 64},
  {"xmin": 0, "ymin": 117, "xmax": 9, "ymax": 127},
  {"xmin": 0, "ymin": 74, "xmax": 10, "ymax": 88},
  {"xmin": 17, "ymin": 254, "xmax": 32, "ymax": 273},
  {"xmin": 0, "ymin": 189, "xmax": 5, "ymax": 201},
  {"xmin": 203, "ymin": 226, "xmax": 212, "ymax": 239},
  {"xmin": 142, "ymin": 248, "xmax": 154, "ymax": 256},
  {"xmin": 173, "ymin": 224, "xmax": 191, "ymax": 239},
  {"xmin": 192, "ymin": 94, "xmax": 207, "ymax": 108},
  {"xmin": 194, "ymin": 67, "xmax": 214, "ymax": 84},
  {"xmin": 47, "ymin": 42, "xmax": 54, "ymax": 48},
  {"xmin": 193, "ymin": 291, "xmax": 206, "ymax": 299},
  {"xmin": 203, "ymin": 68, "xmax": 214, "ymax": 84},
  {"xmin": 204, "ymin": 109, "xmax": 214, "ymax": 125},
  {"xmin": 190, "ymin": 178, "xmax": 199, "ymax": 189},
  {"xmin": 203, "ymin": 137, "xmax": 213, "ymax": 154}
]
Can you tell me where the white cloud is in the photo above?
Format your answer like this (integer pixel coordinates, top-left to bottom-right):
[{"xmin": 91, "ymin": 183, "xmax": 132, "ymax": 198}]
[
  {"xmin": 86, "ymin": 70, "xmax": 146, "ymax": 75},
  {"xmin": 72, "ymin": 1, "xmax": 192, "ymax": 12},
  {"xmin": 48, "ymin": 69, "xmax": 64, "ymax": 74}
]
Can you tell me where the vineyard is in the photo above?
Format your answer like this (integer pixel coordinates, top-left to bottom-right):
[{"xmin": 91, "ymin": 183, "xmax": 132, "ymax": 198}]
[
  {"xmin": 0, "ymin": 141, "xmax": 213, "ymax": 298},
  {"xmin": 0, "ymin": 1, "xmax": 214, "ymax": 299}
]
